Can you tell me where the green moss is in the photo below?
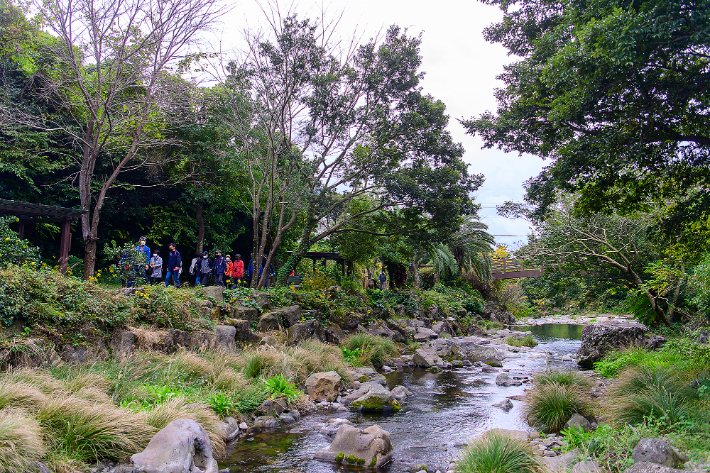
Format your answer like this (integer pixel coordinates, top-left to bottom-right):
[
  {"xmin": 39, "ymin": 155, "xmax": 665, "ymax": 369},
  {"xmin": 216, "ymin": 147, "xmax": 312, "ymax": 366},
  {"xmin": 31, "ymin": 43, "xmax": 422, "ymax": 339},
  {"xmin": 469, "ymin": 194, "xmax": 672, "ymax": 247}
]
[
  {"xmin": 334, "ymin": 452, "xmax": 344, "ymax": 463},
  {"xmin": 369, "ymin": 455, "xmax": 378, "ymax": 467},
  {"xmin": 345, "ymin": 454, "xmax": 365, "ymax": 465}
]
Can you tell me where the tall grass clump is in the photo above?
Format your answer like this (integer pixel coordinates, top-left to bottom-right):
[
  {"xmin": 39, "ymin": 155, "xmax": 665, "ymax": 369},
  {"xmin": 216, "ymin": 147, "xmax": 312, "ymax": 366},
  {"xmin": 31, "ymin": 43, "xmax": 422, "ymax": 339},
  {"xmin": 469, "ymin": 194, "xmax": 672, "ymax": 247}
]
[
  {"xmin": 506, "ymin": 334, "xmax": 538, "ymax": 348},
  {"xmin": 525, "ymin": 382, "xmax": 592, "ymax": 433},
  {"xmin": 609, "ymin": 366, "xmax": 695, "ymax": 428},
  {"xmin": 0, "ymin": 409, "xmax": 46, "ymax": 473},
  {"xmin": 37, "ymin": 397, "xmax": 152, "ymax": 462},
  {"xmin": 343, "ymin": 333, "xmax": 398, "ymax": 366},
  {"xmin": 456, "ymin": 431, "xmax": 544, "ymax": 473},
  {"xmin": 535, "ymin": 369, "xmax": 590, "ymax": 389}
]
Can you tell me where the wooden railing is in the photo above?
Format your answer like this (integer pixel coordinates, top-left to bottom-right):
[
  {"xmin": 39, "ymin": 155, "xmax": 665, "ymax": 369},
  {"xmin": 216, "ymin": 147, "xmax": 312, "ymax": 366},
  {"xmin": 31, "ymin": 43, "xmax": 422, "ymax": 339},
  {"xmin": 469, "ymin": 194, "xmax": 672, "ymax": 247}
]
[{"xmin": 491, "ymin": 257, "xmax": 542, "ymax": 280}]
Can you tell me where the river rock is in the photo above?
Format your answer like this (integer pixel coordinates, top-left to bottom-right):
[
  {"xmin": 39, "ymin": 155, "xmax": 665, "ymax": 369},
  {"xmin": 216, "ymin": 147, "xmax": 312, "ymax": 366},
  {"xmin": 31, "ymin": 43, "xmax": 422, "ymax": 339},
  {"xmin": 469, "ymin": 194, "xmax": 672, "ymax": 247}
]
[
  {"xmin": 432, "ymin": 321, "xmax": 455, "ymax": 337},
  {"xmin": 231, "ymin": 305, "xmax": 260, "ymax": 323},
  {"xmin": 490, "ymin": 310, "xmax": 516, "ymax": 325},
  {"xmin": 258, "ymin": 305, "xmax": 301, "ymax": 330},
  {"xmin": 390, "ymin": 386, "xmax": 412, "ymax": 401},
  {"xmin": 576, "ymin": 321, "xmax": 648, "ymax": 367},
  {"xmin": 131, "ymin": 418, "xmax": 218, "ymax": 473},
  {"xmin": 363, "ymin": 321, "xmax": 405, "ymax": 343},
  {"xmin": 456, "ymin": 338, "xmax": 506, "ymax": 365},
  {"xmin": 319, "ymin": 418, "xmax": 354, "ymax": 438},
  {"xmin": 202, "ymin": 286, "xmax": 224, "ymax": 302},
  {"xmin": 622, "ymin": 463, "xmax": 703, "ymax": 473},
  {"xmin": 565, "ymin": 413, "xmax": 593, "ymax": 433},
  {"xmin": 305, "ymin": 371, "xmax": 342, "ymax": 402},
  {"xmin": 255, "ymin": 312, "xmax": 281, "ymax": 332},
  {"xmin": 110, "ymin": 330, "xmax": 136, "ymax": 358},
  {"xmin": 542, "ymin": 448, "xmax": 580, "ymax": 472},
  {"xmin": 347, "ymin": 382, "xmax": 401, "ymax": 412},
  {"xmin": 414, "ymin": 327, "xmax": 438, "ymax": 342},
  {"xmin": 314, "ymin": 424, "xmax": 394, "ymax": 467},
  {"xmin": 571, "ymin": 460, "xmax": 603, "ymax": 473},
  {"xmin": 220, "ymin": 416, "xmax": 240, "ymax": 441},
  {"xmin": 492, "ymin": 398, "xmax": 514, "ymax": 411},
  {"xmin": 632, "ymin": 438, "xmax": 688, "ymax": 468},
  {"xmin": 413, "ymin": 347, "xmax": 443, "ymax": 368},
  {"xmin": 223, "ymin": 318, "xmax": 257, "ymax": 342},
  {"xmin": 495, "ymin": 372, "xmax": 522, "ymax": 387}
]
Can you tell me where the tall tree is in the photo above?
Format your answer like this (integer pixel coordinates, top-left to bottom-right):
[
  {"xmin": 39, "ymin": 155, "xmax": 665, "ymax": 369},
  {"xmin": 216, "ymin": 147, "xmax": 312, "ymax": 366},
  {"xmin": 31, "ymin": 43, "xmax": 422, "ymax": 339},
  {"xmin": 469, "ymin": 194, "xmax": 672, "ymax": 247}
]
[
  {"xmin": 463, "ymin": 0, "xmax": 710, "ymax": 220},
  {"xmin": 2, "ymin": 0, "xmax": 223, "ymax": 277}
]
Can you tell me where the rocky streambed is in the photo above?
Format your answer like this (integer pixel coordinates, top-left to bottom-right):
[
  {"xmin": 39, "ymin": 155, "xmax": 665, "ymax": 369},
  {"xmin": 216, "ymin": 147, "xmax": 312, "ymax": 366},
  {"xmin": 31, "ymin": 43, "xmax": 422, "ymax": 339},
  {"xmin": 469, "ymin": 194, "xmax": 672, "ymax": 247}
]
[{"xmin": 218, "ymin": 324, "xmax": 586, "ymax": 473}]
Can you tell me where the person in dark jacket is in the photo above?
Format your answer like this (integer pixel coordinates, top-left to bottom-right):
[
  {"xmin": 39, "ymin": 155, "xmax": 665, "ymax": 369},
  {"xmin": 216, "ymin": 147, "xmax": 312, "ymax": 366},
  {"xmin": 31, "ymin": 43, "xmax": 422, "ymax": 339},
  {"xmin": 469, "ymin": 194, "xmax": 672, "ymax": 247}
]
[
  {"xmin": 198, "ymin": 251, "xmax": 211, "ymax": 286},
  {"xmin": 212, "ymin": 249, "xmax": 227, "ymax": 287},
  {"xmin": 165, "ymin": 243, "xmax": 181, "ymax": 288},
  {"xmin": 128, "ymin": 236, "xmax": 150, "ymax": 287},
  {"xmin": 379, "ymin": 270, "xmax": 387, "ymax": 290}
]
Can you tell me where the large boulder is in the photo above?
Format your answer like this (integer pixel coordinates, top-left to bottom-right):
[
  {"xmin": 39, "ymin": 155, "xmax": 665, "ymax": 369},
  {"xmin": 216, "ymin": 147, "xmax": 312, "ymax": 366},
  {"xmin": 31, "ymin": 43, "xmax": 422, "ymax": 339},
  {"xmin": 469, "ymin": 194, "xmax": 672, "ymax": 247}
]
[
  {"xmin": 622, "ymin": 463, "xmax": 702, "ymax": 473},
  {"xmin": 364, "ymin": 321, "xmax": 405, "ymax": 343},
  {"xmin": 255, "ymin": 312, "xmax": 281, "ymax": 332},
  {"xmin": 413, "ymin": 327, "xmax": 438, "ymax": 342},
  {"xmin": 565, "ymin": 413, "xmax": 593, "ymax": 433},
  {"xmin": 131, "ymin": 419, "xmax": 217, "ymax": 473},
  {"xmin": 257, "ymin": 305, "xmax": 302, "ymax": 331},
  {"xmin": 346, "ymin": 382, "xmax": 401, "ymax": 412},
  {"xmin": 432, "ymin": 321, "xmax": 455, "ymax": 337},
  {"xmin": 212, "ymin": 325, "xmax": 236, "ymax": 352},
  {"xmin": 305, "ymin": 371, "xmax": 342, "ymax": 402},
  {"xmin": 323, "ymin": 322, "xmax": 347, "ymax": 345},
  {"xmin": 231, "ymin": 305, "xmax": 259, "ymax": 323},
  {"xmin": 631, "ymin": 438, "xmax": 688, "ymax": 469},
  {"xmin": 223, "ymin": 318, "xmax": 257, "ymax": 342},
  {"xmin": 251, "ymin": 291, "xmax": 270, "ymax": 311},
  {"xmin": 288, "ymin": 320, "xmax": 324, "ymax": 345},
  {"xmin": 495, "ymin": 372, "xmax": 522, "ymax": 387},
  {"xmin": 457, "ymin": 339, "xmax": 506, "ymax": 366},
  {"xmin": 202, "ymin": 286, "xmax": 224, "ymax": 302},
  {"xmin": 490, "ymin": 310, "xmax": 516, "ymax": 325},
  {"xmin": 412, "ymin": 347, "xmax": 444, "ymax": 368},
  {"xmin": 577, "ymin": 321, "xmax": 648, "ymax": 367},
  {"xmin": 315, "ymin": 424, "xmax": 394, "ymax": 467}
]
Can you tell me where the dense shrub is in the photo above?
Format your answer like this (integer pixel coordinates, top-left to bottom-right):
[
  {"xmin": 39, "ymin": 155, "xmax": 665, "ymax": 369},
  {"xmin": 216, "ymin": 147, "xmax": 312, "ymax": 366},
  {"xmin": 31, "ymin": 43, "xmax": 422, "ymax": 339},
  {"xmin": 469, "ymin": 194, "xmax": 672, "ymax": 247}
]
[
  {"xmin": 0, "ymin": 216, "xmax": 40, "ymax": 267},
  {"xmin": 525, "ymin": 382, "xmax": 592, "ymax": 433},
  {"xmin": 343, "ymin": 333, "xmax": 398, "ymax": 367},
  {"xmin": 534, "ymin": 369, "xmax": 590, "ymax": 389}
]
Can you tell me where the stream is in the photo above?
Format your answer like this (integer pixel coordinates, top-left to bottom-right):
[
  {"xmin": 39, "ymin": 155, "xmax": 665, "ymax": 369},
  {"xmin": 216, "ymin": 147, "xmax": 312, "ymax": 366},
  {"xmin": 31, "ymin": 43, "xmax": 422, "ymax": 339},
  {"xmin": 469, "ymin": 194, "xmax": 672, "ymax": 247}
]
[{"xmin": 219, "ymin": 323, "xmax": 584, "ymax": 472}]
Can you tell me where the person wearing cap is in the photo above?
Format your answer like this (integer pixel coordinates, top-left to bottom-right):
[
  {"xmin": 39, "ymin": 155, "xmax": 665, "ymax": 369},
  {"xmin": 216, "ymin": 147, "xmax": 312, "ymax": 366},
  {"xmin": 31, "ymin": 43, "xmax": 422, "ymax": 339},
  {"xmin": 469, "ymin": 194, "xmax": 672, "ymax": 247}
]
[
  {"xmin": 128, "ymin": 236, "xmax": 150, "ymax": 287},
  {"xmin": 233, "ymin": 254, "xmax": 244, "ymax": 286},
  {"xmin": 165, "ymin": 243, "xmax": 182, "ymax": 288},
  {"xmin": 212, "ymin": 249, "xmax": 227, "ymax": 287},
  {"xmin": 197, "ymin": 250, "xmax": 211, "ymax": 286}
]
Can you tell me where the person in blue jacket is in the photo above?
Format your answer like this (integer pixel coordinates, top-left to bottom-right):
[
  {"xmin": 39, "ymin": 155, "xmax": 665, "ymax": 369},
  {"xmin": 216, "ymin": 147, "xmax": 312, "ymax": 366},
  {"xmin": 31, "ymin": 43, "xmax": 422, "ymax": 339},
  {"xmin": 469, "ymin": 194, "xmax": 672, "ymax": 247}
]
[
  {"xmin": 212, "ymin": 249, "xmax": 227, "ymax": 287},
  {"xmin": 165, "ymin": 243, "xmax": 182, "ymax": 288},
  {"xmin": 128, "ymin": 236, "xmax": 150, "ymax": 287}
]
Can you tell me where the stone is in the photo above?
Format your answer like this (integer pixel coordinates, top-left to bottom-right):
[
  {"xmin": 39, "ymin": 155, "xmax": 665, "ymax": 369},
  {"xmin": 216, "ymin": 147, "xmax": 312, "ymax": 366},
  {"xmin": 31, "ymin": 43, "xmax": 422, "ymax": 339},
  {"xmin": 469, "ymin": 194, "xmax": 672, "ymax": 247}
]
[
  {"xmin": 220, "ymin": 417, "xmax": 240, "ymax": 441},
  {"xmin": 576, "ymin": 321, "xmax": 648, "ymax": 367},
  {"xmin": 223, "ymin": 319, "xmax": 257, "ymax": 342},
  {"xmin": 565, "ymin": 413, "xmax": 593, "ymax": 433},
  {"xmin": 432, "ymin": 321, "xmax": 455, "ymax": 337},
  {"xmin": 414, "ymin": 327, "xmax": 439, "ymax": 342},
  {"xmin": 571, "ymin": 460, "xmax": 603, "ymax": 473},
  {"xmin": 485, "ymin": 428, "xmax": 529, "ymax": 441},
  {"xmin": 202, "ymin": 286, "xmax": 224, "ymax": 302},
  {"xmin": 231, "ymin": 305, "xmax": 260, "ymax": 322},
  {"xmin": 253, "ymin": 416, "xmax": 278, "ymax": 430},
  {"xmin": 212, "ymin": 325, "xmax": 236, "ymax": 352},
  {"xmin": 492, "ymin": 399, "xmax": 514, "ymax": 411},
  {"xmin": 256, "ymin": 398, "xmax": 287, "ymax": 416},
  {"xmin": 288, "ymin": 320, "xmax": 324, "ymax": 345},
  {"xmin": 305, "ymin": 371, "xmax": 342, "ymax": 402},
  {"xmin": 490, "ymin": 311, "xmax": 516, "ymax": 325},
  {"xmin": 251, "ymin": 292, "xmax": 270, "ymax": 311},
  {"xmin": 632, "ymin": 438, "xmax": 688, "ymax": 468},
  {"xmin": 412, "ymin": 347, "xmax": 444, "ymax": 368},
  {"xmin": 189, "ymin": 332, "xmax": 215, "ymax": 351},
  {"xmin": 314, "ymin": 424, "xmax": 394, "ymax": 467},
  {"xmin": 495, "ymin": 373, "xmax": 522, "ymax": 387},
  {"xmin": 456, "ymin": 339, "xmax": 506, "ymax": 365},
  {"xmin": 255, "ymin": 312, "xmax": 281, "ymax": 332},
  {"xmin": 622, "ymin": 462, "xmax": 703, "ymax": 473},
  {"xmin": 541, "ymin": 448, "xmax": 580, "ymax": 473},
  {"xmin": 644, "ymin": 335, "xmax": 667, "ymax": 350},
  {"xmin": 110, "ymin": 330, "xmax": 136, "ymax": 358},
  {"xmin": 131, "ymin": 419, "xmax": 217, "ymax": 473},
  {"xmin": 390, "ymin": 386, "xmax": 412, "ymax": 401},
  {"xmin": 319, "ymin": 418, "xmax": 353, "ymax": 438},
  {"xmin": 323, "ymin": 322, "xmax": 347, "ymax": 345},
  {"xmin": 346, "ymin": 383, "xmax": 401, "ymax": 412}
]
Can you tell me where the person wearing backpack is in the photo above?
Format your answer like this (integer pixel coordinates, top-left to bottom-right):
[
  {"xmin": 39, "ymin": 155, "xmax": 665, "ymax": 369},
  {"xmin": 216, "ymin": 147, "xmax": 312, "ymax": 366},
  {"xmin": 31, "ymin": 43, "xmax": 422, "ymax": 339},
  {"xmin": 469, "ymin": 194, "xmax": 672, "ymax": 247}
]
[
  {"xmin": 165, "ymin": 243, "xmax": 182, "ymax": 288},
  {"xmin": 189, "ymin": 253, "xmax": 200, "ymax": 286},
  {"xmin": 198, "ymin": 251, "xmax": 211, "ymax": 286},
  {"xmin": 233, "ymin": 254, "xmax": 244, "ymax": 286}
]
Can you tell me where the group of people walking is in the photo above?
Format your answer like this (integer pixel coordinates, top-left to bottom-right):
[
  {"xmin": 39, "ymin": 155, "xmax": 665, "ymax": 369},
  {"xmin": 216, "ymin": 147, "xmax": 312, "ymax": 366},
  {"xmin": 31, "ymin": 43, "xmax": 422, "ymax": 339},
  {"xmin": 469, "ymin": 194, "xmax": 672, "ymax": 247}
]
[
  {"xmin": 126, "ymin": 237, "xmax": 244, "ymax": 288},
  {"xmin": 189, "ymin": 250, "xmax": 245, "ymax": 287}
]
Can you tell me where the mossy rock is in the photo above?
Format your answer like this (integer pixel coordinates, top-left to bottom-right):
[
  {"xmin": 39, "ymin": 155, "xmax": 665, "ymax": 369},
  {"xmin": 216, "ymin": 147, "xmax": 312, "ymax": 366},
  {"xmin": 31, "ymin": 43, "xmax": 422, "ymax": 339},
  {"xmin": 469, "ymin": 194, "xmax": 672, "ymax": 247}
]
[
  {"xmin": 345, "ymin": 454, "xmax": 365, "ymax": 465},
  {"xmin": 335, "ymin": 452, "xmax": 344, "ymax": 463}
]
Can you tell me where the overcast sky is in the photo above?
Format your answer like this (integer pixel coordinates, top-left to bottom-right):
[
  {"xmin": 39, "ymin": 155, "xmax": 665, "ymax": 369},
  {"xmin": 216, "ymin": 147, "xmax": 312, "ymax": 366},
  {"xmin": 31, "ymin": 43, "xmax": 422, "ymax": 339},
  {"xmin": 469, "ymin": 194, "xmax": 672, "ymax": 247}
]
[{"xmin": 217, "ymin": 0, "xmax": 545, "ymax": 248}]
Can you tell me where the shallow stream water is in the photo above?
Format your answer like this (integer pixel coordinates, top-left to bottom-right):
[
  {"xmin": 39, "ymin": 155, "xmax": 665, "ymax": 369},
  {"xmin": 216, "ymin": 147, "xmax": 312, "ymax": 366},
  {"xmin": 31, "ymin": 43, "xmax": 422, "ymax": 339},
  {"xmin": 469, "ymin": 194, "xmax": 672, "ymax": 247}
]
[{"xmin": 219, "ymin": 323, "xmax": 584, "ymax": 473}]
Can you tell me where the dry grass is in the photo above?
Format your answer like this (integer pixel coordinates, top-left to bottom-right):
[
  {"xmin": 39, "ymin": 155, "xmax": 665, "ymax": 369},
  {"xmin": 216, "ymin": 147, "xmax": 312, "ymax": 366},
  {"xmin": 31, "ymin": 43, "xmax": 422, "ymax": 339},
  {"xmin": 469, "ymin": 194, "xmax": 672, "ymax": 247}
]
[
  {"xmin": 140, "ymin": 397, "xmax": 225, "ymax": 458},
  {"xmin": 3, "ymin": 368, "xmax": 63, "ymax": 393},
  {"xmin": 129, "ymin": 326, "xmax": 171, "ymax": 349},
  {"xmin": 0, "ymin": 381, "xmax": 48, "ymax": 410},
  {"xmin": 0, "ymin": 409, "xmax": 46, "ymax": 473}
]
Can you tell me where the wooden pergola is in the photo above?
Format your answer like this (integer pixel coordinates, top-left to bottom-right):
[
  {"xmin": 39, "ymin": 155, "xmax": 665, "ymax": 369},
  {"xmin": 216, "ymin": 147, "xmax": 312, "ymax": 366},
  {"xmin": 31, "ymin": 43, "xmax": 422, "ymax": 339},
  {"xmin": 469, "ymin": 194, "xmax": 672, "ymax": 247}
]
[{"xmin": 0, "ymin": 199, "xmax": 86, "ymax": 274}]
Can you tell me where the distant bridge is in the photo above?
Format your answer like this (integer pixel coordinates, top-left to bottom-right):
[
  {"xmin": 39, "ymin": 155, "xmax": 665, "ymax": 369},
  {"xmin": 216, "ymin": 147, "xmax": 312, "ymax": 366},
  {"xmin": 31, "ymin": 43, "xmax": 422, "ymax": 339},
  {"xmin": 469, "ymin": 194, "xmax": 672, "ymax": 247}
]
[{"xmin": 491, "ymin": 258, "xmax": 543, "ymax": 280}]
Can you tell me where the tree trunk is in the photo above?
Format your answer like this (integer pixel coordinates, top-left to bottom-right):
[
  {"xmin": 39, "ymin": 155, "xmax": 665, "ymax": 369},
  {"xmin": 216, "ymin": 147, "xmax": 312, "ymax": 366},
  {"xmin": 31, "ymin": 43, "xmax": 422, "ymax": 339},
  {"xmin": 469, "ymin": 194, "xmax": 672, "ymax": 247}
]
[
  {"xmin": 83, "ymin": 237, "xmax": 97, "ymax": 279},
  {"xmin": 195, "ymin": 202, "xmax": 205, "ymax": 254},
  {"xmin": 411, "ymin": 260, "xmax": 420, "ymax": 289}
]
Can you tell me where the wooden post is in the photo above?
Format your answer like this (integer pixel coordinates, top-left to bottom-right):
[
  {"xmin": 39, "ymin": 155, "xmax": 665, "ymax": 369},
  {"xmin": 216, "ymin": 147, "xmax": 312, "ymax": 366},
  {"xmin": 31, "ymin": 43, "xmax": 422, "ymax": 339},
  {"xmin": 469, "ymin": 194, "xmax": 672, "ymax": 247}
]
[
  {"xmin": 59, "ymin": 218, "xmax": 71, "ymax": 274},
  {"xmin": 18, "ymin": 221, "xmax": 25, "ymax": 239}
]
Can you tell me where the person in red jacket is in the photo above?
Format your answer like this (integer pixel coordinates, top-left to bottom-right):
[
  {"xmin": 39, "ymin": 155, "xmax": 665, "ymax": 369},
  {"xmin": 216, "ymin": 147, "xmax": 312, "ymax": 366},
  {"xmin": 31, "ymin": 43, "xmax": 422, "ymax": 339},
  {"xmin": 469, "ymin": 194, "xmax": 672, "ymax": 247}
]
[
  {"xmin": 225, "ymin": 255, "xmax": 234, "ymax": 288},
  {"xmin": 233, "ymin": 254, "xmax": 245, "ymax": 286}
]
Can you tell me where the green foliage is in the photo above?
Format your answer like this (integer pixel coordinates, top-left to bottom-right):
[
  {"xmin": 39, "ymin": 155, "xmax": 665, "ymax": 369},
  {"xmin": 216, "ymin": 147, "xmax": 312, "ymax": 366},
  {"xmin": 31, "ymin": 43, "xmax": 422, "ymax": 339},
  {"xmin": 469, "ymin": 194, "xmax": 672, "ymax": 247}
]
[
  {"xmin": 208, "ymin": 393, "xmax": 234, "ymax": 417},
  {"xmin": 456, "ymin": 431, "xmax": 544, "ymax": 473},
  {"xmin": 263, "ymin": 374, "xmax": 300, "ymax": 401},
  {"xmin": 594, "ymin": 338, "xmax": 710, "ymax": 378},
  {"xmin": 525, "ymin": 382, "xmax": 592, "ymax": 434},
  {"xmin": 343, "ymin": 333, "xmax": 398, "ymax": 366},
  {"xmin": 344, "ymin": 454, "xmax": 365, "ymax": 466},
  {"xmin": 131, "ymin": 285, "xmax": 211, "ymax": 331},
  {"xmin": 506, "ymin": 335, "xmax": 538, "ymax": 348},
  {"xmin": 341, "ymin": 347, "xmax": 363, "ymax": 365},
  {"xmin": 334, "ymin": 451, "xmax": 344, "ymax": 463},
  {"xmin": 690, "ymin": 252, "xmax": 710, "ymax": 316},
  {"xmin": 0, "ymin": 217, "xmax": 40, "ymax": 267},
  {"xmin": 534, "ymin": 370, "xmax": 589, "ymax": 389}
]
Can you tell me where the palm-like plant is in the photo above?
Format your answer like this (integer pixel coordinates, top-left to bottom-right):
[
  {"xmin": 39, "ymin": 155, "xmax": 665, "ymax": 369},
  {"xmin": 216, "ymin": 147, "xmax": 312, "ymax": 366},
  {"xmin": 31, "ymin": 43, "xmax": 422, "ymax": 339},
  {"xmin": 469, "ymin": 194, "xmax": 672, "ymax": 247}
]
[{"xmin": 448, "ymin": 217, "xmax": 495, "ymax": 282}]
